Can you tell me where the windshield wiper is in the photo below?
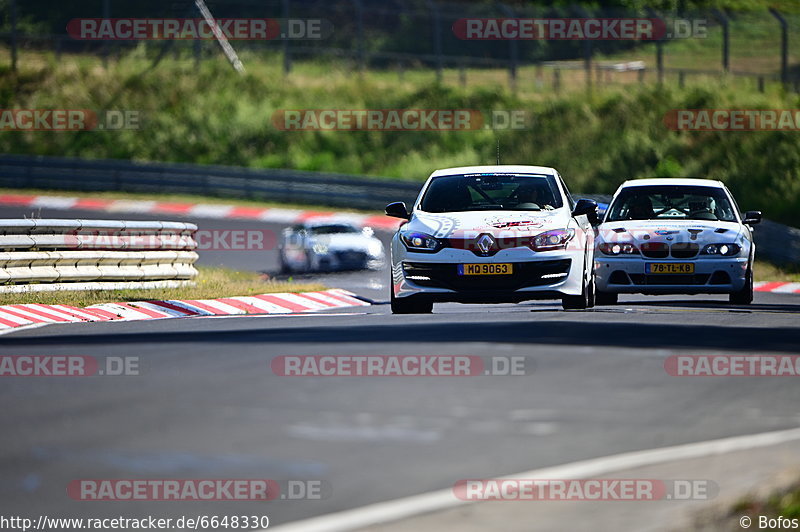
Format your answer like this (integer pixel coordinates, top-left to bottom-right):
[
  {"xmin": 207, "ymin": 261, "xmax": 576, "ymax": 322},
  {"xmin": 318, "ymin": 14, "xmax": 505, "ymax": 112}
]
[{"xmin": 466, "ymin": 205, "xmax": 504, "ymax": 210}]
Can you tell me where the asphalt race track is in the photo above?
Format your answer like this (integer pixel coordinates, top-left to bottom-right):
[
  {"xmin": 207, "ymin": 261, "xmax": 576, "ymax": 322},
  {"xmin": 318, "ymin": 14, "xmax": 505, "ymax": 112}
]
[{"xmin": 2, "ymin": 206, "xmax": 799, "ymax": 528}]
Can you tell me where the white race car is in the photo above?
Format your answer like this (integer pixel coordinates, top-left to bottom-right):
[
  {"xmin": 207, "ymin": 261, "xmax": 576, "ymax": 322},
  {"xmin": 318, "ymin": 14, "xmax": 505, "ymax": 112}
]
[
  {"xmin": 385, "ymin": 165, "xmax": 598, "ymax": 313},
  {"xmin": 594, "ymin": 178, "xmax": 761, "ymax": 305},
  {"xmin": 279, "ymin": 220, "xmax": 386, "ymax": 273}
]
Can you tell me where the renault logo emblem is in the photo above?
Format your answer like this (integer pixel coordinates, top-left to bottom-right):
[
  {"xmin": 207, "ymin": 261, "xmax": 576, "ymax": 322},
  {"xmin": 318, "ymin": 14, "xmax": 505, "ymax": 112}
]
[{"xmin": 476, "ymin": 234, "xmax": 495, "ymax": 254}]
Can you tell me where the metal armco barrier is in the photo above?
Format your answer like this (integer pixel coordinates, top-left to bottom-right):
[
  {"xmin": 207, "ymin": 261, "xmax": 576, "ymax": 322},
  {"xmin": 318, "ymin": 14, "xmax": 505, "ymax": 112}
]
[
  {"xmin": 0, "ymin": 154, "xmax": 423, "ymax": 211},
  {"xmin": 0, "ymin": 218, "xmax": 199, "ymax": 292}
]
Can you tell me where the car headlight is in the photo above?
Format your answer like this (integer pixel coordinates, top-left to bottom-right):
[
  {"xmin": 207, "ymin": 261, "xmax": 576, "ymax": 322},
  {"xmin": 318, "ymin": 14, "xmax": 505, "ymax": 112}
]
[
  {"xmin": 530, "ymin": 229, "xmax": 575, "ymax": 252},
  {"xmin": 367, "ymin": 241, "xmax": 385, "ymax": 257},
  {"xmin": 598, "ymin": 242, "xmax": 640, "ymax": 256},
  {"xmin": 312, "ymin": 243, "xmax": 329, "ymax": 255},
  {"xmin": 701, "ymin": 243, "xmax": 741, "ymax": 256},
  {"xmin": 400, "ymin": 231, "xmax": 444, "ymax": 253}
]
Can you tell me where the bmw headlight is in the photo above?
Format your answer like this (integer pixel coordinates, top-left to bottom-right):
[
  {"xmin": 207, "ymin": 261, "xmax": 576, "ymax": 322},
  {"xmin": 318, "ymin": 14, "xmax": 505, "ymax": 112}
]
[
  {"xmin": 598, "ymin": 242, "xmax": 640, "ymax": 256},
  {"xmin": 312, "ymin": 243, "xmax": 329, "ymax": 255},
  {"xmin": 400, "ymin": 231, "xmax": 444, "ymax": 253},
  {"xmin": 701, "ymin": 243, "xmax": 741, "ymax": 256}
]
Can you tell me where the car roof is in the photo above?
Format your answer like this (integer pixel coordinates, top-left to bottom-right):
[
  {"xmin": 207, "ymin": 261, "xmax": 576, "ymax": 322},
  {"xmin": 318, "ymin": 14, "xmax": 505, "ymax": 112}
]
[
  {"xmin": 617, "ymin": 178, "xmax": 725, "ymax": 190},
  {"xmin": 304, "ymin": 219, "xmax": 359, "ymax": 227},
  {"xmin": 430, "ymin": 165, "xmax": 558, "ymax": 177}
]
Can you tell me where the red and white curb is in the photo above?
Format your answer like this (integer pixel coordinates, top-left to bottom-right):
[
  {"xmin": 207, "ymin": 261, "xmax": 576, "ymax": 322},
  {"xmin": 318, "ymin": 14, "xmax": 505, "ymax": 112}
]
[
  {"xmin": 754, "ymin": 282, "xmax": 800, "ymax": 294},
  {"xmin": 0, "ymin": 193, "xmax": 403, "ymax": 232},
  {"xmin": 0, "ymin": 289, "xmax": 370, "ymax": 331}
]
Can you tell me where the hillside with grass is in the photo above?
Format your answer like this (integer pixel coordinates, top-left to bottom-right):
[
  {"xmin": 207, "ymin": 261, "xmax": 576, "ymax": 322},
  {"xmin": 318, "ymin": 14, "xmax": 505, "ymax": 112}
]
[{"xmin": 0, "ymin": 47, "xmax": 799, "ymax": 226}]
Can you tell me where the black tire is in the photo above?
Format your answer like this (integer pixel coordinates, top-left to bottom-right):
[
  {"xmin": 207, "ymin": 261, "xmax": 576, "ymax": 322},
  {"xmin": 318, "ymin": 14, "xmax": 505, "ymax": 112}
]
[
  {"xmin": 595, "ymin": 290, "xmax": 618, "ymax": 305},
  {"xmin": 562, "ymin": 277, "xmax": 589, "ymax": 310},
  {"xmin": 278, "ymin": 253, "xmax": 291, "ymax": 274},
  {"xmin": 390, "ymin": 271, "xmax": 433, "ymax": 314},
  {"xmin": 562, "ymin": 252, "xmax": 593, "ymax": 310},
  {"xmin": 391, "ymin": 293, "xmax": 433, "ymax": 314},
  {"xmin": 729, "ymin": 267, "xmax": 753, "ymax": 305},
  {"xmin": 586, "ymin": 273, "xmax": 596, "ymax": 308}
]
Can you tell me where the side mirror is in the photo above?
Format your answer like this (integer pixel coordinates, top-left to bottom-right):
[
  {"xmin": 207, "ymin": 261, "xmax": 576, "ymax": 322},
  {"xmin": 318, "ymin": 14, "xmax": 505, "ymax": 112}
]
[
  {"xmin": 572, "ymin": 199, "xmax": 599, "ymax": 223},
  {"xmin": 385, "ymin": 202, "xmax": 411, "ymax": 220},
  {"xmin": 743, "ymin": 210, "xmax": 762, "ymax": 225}
]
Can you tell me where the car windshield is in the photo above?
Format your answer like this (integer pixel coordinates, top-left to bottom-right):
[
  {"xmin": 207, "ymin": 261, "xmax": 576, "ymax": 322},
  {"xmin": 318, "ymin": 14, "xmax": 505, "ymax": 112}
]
[
  {"xmin": 308, "ymin": 224, "xmax": 361, "ymax": 235},
  {"xmin": 606, "ymin": 185, "xmax": 738, "ymax": 222},
  {"xmin": 419, "ymin": 173, "xmax": 563, "ymax": 213}
]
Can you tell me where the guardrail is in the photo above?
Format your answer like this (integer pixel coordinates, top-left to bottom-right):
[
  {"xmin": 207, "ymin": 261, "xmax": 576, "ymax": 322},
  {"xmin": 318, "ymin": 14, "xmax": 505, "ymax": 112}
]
[
  {"xmin": 0, "ymin": 154, "xmax": 423, "ymax": 211},
  {"xmin": 0, "ymin": 218, "xmax": 199, "ymax": 293}
]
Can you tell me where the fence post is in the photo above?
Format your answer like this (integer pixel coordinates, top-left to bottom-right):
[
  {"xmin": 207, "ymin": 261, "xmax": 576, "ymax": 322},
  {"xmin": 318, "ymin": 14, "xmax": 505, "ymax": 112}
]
[
  {"xmin": 553, "ymin": 68, "xmax": 561, "ymax": 93},
  {"xmin": 769, "ymin": 8, "xmax": 788, "ymax": 86},
  {"xmin": 679, "ymin": 70, "xmax": 685, "ymax": 88},
  {"xmin": 758, "ymin": 76, "xmax": 764, "ymax": 93},
  {"xmin": 426, "ymin": 0, "xmax": 443, "ymax": 84},
  {"xmin": 712, "ymin": 9, "xmax": 729, "ymax": 73},
  {"xmin": 10, "ymin": 0, "xmax": 17, "ymax": 72},
  {"xmin": 646, "ymin": 9, "xmax": 664, "ymax": 84},
  {"xmin": 193, "ymin": 39, "xmax": 201, "ymax": 67},
  {"xmin": 282, "ymin": 0, "xmax": 291, "ymax": 74},
  {"xmin": 498, "ymin": 3, "xmax": 518, "ymax": 93},
  {"xmin": 353, "ymin": 0, "xmax": 365, "ymax": 73},
  {"xmin": 101, "ymin": 0, "xmax": 110, "ymax": 68},
  {"xmin": 574, "ymin": 6, "xmax": 593, "ymax": 93},
  {"xmin": 459, "ymin": 62, "xmax": 466, "ymax": 87}
]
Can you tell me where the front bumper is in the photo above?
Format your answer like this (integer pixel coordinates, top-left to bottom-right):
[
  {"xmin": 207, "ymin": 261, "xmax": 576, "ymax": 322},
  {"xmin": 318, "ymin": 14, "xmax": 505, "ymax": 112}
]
[
  {"xmin": 594, "ymin": 256, "xmax": 748, "ymax": 294},
  {"xmin": 316, "ymin": 250, "xmax": 385, "ymax": 271},
  {"xmin": 391, "ymin": 247, "xmax": 585, "ymax": 303}
]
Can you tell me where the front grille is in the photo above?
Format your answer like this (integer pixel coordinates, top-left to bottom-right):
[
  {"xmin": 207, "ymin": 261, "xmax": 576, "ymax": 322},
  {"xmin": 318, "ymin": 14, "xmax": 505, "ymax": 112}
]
[
  {"xmin": 670, "ymin": 243, "xmax": 700, "ymax": 258},
  {"xmin": 403, "ymin": 260, "xmax": 571, "ymax": 291},
  {"xmin": 335, "ymin": 251, "xmax": 367, "ymax": 268},
  {"xmin": 629, "ymin": 274, "xmax": 711, "ymax": 286},
  {"xmin": 640, "ymin": 242, "xmax": 669, "ymax": 258}
]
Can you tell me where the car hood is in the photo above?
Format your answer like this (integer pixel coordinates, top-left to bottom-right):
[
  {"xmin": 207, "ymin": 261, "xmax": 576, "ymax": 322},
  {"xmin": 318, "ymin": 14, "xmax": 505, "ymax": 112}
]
[
  {"xmin": 597, "ymin": 219, "xmax": 744, "ymax": 244},
  {"xmin": 406, "ymin": 209, "xmax": 571, "ymax": 238},
  {"xmin": 309, "ymin": 233, "xmax": 381, "ymax": 252}
]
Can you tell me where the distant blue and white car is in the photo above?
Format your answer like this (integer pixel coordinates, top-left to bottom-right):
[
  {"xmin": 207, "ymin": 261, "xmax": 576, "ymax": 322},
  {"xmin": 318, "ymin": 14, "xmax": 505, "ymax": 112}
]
[
  {"xmin": 279, "ymin": 219, "xmax": 385, "ymax": 273},
  {"xmin": 594, "ymin": 178, "xmax": 761, "ymax": 305},
  {"xmin": 385, "ymin": 165, "xmax": 598, "ymax": 313}
]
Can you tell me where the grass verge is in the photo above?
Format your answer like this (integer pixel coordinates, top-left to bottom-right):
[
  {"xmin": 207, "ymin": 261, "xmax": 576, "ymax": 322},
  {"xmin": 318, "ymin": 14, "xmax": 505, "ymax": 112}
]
[
  {"xmin": 754, "ymin": 260, "xmax": 800, "ymax": 283},
  {"xmin": 731, "ymin": 482, "xmax": 800, "ymax": 522},
  {"xmin": 0, "ymin": 266, "xmax": 326, "ymax": 308}
]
